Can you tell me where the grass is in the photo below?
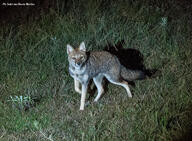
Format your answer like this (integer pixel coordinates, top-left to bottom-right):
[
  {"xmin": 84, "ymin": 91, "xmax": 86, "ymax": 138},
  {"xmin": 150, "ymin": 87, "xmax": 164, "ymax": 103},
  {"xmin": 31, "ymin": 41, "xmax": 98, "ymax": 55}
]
[{"xmin": 0, "ymin": 0, "xmax": 192, "ymax": 140}]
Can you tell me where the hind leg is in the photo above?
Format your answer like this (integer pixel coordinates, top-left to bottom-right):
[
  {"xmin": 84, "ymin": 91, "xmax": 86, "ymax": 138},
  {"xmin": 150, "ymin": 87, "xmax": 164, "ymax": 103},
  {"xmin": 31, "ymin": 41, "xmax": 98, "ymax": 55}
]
[
  {"xmin": 105, "ymin": 75, "xmax": 132, "ymax": 98},
  {"xmin": 93, "ymin": 74, "xmax": 104, "ymax": 102}
]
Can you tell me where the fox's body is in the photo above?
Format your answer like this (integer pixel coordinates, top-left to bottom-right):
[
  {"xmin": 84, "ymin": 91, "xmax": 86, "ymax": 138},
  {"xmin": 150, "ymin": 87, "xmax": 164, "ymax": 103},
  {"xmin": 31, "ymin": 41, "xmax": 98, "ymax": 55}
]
[{"xmin": 67, "ymin": 42, "xmax": 145, "ymax": 110}]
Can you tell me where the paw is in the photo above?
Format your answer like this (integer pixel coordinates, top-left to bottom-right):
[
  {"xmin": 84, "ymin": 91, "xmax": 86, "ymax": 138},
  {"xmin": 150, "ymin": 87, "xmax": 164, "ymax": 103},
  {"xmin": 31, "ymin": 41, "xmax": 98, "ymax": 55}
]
[
  {"xmin": 75, "ymin": 89, "xmax": 82, "ymax": 95},
  {"xmin": 128, "ymin": 93, "xmax": 132, "ymax": 98},
  {"xmin": 80, "ymin": 106, "xmax": 84, "ymax": 110}
]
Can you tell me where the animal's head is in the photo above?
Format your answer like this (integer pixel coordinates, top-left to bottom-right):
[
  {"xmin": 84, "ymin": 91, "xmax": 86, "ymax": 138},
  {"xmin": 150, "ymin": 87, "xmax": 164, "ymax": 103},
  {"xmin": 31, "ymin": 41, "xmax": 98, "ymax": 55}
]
[{"xmin": 67, "ymin": 42, "xmax": 87, "ymax": 69}]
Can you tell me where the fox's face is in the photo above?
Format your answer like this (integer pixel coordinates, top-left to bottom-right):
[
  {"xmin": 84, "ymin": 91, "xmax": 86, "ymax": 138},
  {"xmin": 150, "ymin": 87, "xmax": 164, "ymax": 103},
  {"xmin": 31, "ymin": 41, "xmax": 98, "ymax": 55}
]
[{"xmin": 67, "ymin": 42, "xmax": 87, "ymax": 69}]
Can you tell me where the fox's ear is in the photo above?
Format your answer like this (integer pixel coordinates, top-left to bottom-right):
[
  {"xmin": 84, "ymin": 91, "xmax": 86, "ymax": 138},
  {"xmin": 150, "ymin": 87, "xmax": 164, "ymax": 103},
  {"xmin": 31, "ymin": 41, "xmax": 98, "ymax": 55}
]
[
  {"xmin": 79, "ymin": 42, "xmax": 86, "ymax": 52},
  {"xmin": 67, "ymin": 44, "xmax": 74, "ymax": 54}
]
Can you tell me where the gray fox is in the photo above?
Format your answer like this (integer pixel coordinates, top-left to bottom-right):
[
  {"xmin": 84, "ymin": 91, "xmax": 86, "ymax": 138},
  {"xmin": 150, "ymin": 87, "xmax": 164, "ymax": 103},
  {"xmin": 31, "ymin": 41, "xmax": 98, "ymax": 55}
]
[{"xmin": 67, "ymin": 42, "xmax": 145, "ymax": 110}]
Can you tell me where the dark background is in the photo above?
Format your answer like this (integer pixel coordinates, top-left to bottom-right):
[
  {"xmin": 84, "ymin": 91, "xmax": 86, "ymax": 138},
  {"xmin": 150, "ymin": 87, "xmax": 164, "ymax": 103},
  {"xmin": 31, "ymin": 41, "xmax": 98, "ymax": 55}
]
[{"xmin": 0, "ymin": 0, "xmax": 192, "ymax": 26}]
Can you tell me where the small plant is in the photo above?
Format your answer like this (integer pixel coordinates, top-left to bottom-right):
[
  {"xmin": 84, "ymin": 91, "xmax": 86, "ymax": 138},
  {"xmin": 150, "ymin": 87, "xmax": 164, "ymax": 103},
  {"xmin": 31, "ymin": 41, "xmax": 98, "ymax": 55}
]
[
  {"xmin": 160, "ymin": 17, "xmax": 168, "ymax": 26},
  {"xmin": 8, "ymin": 95, "xmax": 35, "ymax": 111}
]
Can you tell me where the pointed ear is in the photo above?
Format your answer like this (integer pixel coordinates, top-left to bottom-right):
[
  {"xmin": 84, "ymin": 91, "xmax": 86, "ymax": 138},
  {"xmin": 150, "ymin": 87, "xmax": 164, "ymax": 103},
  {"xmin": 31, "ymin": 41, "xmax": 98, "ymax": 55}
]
[
  {"xmin": 79, "ymin": 42, "xmax": 86, "ymax": 52},
  {"xmin": 67, "ymin": 44, "xmax": 74, "ymax": 54}
]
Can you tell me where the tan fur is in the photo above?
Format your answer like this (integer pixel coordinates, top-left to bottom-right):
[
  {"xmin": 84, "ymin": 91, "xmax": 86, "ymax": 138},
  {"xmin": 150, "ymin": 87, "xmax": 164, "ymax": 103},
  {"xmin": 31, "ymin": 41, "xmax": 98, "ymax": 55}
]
[{"xmin": 67, "ymin": 42, "xmax": 145, "ymax": 110}]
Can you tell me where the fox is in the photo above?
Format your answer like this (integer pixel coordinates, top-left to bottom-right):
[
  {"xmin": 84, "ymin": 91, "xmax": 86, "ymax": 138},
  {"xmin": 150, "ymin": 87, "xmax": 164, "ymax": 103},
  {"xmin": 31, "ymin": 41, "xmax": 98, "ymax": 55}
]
[{"xmin": 67, "ymin": 41, "xmax": 146, "ymax": 110}]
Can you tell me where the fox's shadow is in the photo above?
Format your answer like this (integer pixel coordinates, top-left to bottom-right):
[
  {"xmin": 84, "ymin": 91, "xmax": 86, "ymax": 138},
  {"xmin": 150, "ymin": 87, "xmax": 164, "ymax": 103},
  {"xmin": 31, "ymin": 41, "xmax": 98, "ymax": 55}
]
[
  {"xmin": 104, "ymin": 40, "xmax": 158, "ymax": 77},
  {"xmin": 105, "ymin": 41, "xmax": 145, "ymax": 71},
  {"xmin": 88, "ymin": 40, "xmax": 158, "ymax": 100}
]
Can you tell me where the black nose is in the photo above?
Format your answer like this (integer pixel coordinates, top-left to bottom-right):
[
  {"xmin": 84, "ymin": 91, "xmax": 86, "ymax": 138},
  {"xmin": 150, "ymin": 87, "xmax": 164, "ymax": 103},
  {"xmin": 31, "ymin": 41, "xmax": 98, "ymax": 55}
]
[{"xmin": 77, "ymin": 62, "xmax": 81, "ymax": 65}]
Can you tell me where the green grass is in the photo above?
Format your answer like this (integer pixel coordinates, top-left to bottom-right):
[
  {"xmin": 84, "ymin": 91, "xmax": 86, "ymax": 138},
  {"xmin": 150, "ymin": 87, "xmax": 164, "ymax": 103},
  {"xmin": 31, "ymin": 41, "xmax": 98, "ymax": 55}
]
[{"xmin": 0, "ymin": 0, "xmax": 192, "ymax": 140}]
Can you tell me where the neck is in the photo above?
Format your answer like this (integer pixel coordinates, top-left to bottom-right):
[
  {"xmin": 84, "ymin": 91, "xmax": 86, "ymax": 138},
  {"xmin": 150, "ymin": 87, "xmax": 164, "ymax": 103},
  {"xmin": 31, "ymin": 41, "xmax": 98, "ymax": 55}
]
[{"xmin": 69, "ymin": 64, "xmax": 86, "ymax": 74}]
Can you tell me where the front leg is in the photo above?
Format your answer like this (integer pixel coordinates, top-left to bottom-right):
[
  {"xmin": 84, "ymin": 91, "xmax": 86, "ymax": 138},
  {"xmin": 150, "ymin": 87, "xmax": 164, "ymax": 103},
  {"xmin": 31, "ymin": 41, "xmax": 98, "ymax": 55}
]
[
  {"xmin": 80, "ymin": 83, "xmax": 88, "ymax": 110},
  {"xmin": 74, "ymin": 79, "xmax": 81, "ymax": 94}
]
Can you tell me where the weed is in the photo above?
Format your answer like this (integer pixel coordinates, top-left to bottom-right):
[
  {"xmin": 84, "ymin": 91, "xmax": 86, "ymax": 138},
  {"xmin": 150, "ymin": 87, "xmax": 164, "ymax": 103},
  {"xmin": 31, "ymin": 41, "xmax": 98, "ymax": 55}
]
[{"xmin": 8, "ymin": 95, "xmax": 34, "ymax": 111}]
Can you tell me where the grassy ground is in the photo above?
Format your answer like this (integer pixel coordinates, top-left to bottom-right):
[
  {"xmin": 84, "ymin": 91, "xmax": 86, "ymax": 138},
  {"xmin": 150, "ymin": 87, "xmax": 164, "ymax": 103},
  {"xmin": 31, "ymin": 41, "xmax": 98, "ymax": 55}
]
[{"xmin": 0, "ymin": 0, "xmax": 192, "ymax": 140}]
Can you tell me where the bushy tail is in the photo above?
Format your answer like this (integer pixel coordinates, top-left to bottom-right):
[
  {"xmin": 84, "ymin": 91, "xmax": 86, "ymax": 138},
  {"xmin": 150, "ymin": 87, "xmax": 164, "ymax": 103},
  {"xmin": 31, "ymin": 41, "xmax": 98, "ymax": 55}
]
[{"xmin": 120, "ymin": 65, "xmax": 146, "ymax": 81}]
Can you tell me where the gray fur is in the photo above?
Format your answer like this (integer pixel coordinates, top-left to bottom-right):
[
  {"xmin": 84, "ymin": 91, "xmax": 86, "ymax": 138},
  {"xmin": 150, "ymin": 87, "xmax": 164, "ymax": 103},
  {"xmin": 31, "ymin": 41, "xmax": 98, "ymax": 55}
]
[
  {"xmin": 67, "ymin": 42, "xmax": 145, "ymax": 110},
  {"xmin": 120, "ymin": 66, "xmax": 145, "ymax": 81},
  {"xmin": 69, "ymin": 51, "xmax": 144, "ymax": 84}
]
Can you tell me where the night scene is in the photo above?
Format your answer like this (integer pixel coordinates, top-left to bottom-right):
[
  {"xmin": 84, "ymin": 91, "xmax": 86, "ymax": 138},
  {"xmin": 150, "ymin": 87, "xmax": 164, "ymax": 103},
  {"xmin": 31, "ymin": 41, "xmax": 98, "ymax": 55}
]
[{"xmin": 0, "ymin": 0, "xmax": 192, "ymax": 140}]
